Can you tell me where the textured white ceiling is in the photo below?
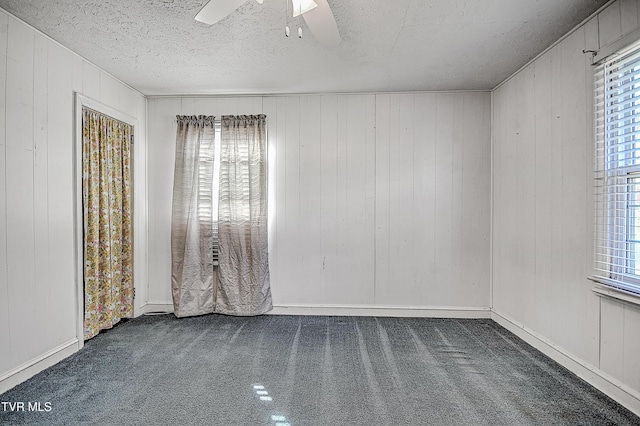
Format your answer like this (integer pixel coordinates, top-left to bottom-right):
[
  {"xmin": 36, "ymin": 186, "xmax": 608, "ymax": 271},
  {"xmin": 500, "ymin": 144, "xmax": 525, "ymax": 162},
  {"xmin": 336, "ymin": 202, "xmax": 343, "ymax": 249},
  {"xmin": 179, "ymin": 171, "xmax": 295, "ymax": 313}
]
[{"xmin": 0, "ymin": 0, "xmax": 608, "ymax": 95}]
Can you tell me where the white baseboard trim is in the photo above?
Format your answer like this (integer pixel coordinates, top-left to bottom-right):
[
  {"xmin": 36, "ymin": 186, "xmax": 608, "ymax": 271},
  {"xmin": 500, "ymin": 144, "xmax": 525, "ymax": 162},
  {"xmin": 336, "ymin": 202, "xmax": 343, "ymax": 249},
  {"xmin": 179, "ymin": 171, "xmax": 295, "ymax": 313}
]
[
  {"xmin": 0, "ymin": 338, "xmax": 79, "ymax": 395},
  {"xmin": 491, "ymin": 310, "xmax": 640, "ymax": 417},
  {"xmin": 270, "ymin": 304, "xmax": 491, "ymax": 318},
  {"xmin": 138, "ymin": 302, "xmax": 491, "ymax": 318},
  {"xmin": 140, "ymin": 302, "xmax": 174, "ymax": 314}
]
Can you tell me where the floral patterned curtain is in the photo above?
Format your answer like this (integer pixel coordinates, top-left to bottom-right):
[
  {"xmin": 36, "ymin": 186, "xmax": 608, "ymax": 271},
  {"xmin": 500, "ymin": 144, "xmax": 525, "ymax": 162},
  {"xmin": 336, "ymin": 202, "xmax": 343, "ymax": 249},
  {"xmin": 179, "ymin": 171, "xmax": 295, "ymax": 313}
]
[{"xmin": 82, "ymin": 108, "xmax": 133, "ymax": 340}]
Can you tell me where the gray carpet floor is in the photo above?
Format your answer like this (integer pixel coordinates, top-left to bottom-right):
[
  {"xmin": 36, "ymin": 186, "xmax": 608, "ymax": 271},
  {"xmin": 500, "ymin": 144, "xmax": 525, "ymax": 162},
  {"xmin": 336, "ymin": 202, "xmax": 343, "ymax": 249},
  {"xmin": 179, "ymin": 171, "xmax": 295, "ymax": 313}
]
[{"xmin": 0, "ymin": 315, "xmax": 639, "ymax": 425}]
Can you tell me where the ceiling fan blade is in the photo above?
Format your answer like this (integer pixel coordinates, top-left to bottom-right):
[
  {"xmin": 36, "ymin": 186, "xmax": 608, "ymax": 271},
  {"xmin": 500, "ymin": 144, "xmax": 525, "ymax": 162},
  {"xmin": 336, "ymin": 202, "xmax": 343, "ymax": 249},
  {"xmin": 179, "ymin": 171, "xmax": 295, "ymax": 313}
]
[
  {"xmin": 302, "ymin": 0, "xmax": 341, "ymax": 48},
  {"xmin": 195, "ymin": 0, "xmax": 249, "ymax": 25}
]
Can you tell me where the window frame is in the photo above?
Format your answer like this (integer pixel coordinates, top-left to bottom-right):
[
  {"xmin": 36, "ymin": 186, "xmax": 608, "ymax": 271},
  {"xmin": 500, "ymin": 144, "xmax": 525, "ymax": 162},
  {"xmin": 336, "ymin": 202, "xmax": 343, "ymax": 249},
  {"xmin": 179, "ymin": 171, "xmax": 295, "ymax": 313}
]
[{"xmin": 591, "ymin": 41, "xmax": 640, "ymax": 304}]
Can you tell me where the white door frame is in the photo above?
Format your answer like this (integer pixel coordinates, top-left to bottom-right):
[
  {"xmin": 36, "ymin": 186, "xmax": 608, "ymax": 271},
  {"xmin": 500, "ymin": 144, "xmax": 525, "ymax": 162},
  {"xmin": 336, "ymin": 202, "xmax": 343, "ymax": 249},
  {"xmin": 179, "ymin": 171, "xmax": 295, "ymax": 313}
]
[{"xmin": 73, "ymin": 93, "xmax": 146, "ymax": 349}]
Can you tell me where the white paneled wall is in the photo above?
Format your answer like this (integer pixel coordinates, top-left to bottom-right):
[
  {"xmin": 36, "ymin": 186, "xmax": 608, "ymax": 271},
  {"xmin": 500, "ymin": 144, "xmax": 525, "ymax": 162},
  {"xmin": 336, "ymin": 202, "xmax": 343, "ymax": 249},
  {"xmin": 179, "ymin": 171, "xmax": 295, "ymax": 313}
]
[
  {"xmin": 0, "ymin": 10, "xmax": 146, "ymax": 393},
  {"xmin": 147, "ymin": 92, "xmax": 491, "ymax": 313},
  {"xmin": 375, "ymin": 93, "xmax": 491, "ymax": 307},
  {"xmin": 2, "ymin": 0, "xmax": 638, "ymax": 413},
  {"xmin": 492, "ymin": 0, "xmax": 640, "ymax": 414},
  {"xmin": 146, "ymin": 97, "xmax": 264, "ymax": 308}
]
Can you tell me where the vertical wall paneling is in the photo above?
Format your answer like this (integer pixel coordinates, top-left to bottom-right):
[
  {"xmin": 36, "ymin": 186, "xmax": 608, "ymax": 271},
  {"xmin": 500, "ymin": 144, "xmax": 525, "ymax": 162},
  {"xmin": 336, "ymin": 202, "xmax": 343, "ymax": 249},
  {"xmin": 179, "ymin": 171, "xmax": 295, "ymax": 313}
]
[
  {"xmin": 144, "ymin": 98, "xmax": 157, "ymax": 303},
  {"xmin": 623, "ymin": 304, "xmax": 640, "ymax": 391},
  {"xmin": 46, "ymin": 40, "xmax": 75, "ymax": 344},
  {"xmin": 549, "ymin": 43, "xmax": 566, "ymax": 346},
  {"xmin": 6, "ymin": 19, "xmax": 37, "ymax": 364},
  {"xmin": 359, "ymin": 95, "xmax": 375, "ymax": 302},
  {"xmin": 585, "ymin": 17, "xmax": 600, "ymax": 52},
  {"xmin": 216, "ymin": 97, "xmax": 237, "ymax": 115},
  {"xmin": 180, "ymin": 97, "xmax": 196, "ymax": 116},
  {"xmin": 434, "ymin": 94, "xmax": 455, "ymax": 303},
  {"xmin": 298, "ymin": 95, "xmax": 322, "ymax": 303},
  {"xmin": 236, "ymin": 96, "xmax": 260, "ymax": 115},
  {"xmin": 71, "ymin": 55, "xmax": 82, "ymax": 95},
  {"xmin": 374, "ymin": 94, "xmax": 391, "ymax": 303},
  {"xmin": 342, "ymin": 95, "xmax": 375, "ymax": 304},
  {"xmin": 283, "ymin": 96, "xmax": 301, "ymax": 302},
  {"xmin": 263, "ymin": 97, "xmax": 278, "ymax": 293},
  {"xmin": 335, "ymin": 95, "xmax": 349, "ymax": 301},
  {"xmin": 620, "ymin": 0, "xmax": 638, "ymax": 35},
  {"xmin": 500, "ymin": 82, "xmax": 513, "ymax": 317},
  {"xmin": 495, "ymin": 76, "xmax": 518, "ymax": 320},
  {"xmin": 451, "ymin": 95, "xmax": 465, "ymax": 304},
  {"xmin": 99, "ymin": 73, "xmax": 120, "ymax": 114},
  {"xmin": 135, "ymin": 93, "xmax": 149, "ymax": 315},
  {"xmin": 273, "ymin": 96, "xmax": 287, "ymax": 302},
  {"xmin": 192, "ymin": 96, "xmax": 217, "ymax": 116},
  {"xmin": 533, "ymin": 51, "xmax": 555, "ymax": 338},
  {"xmin": 504, "ymin": 77, "xmax": 519, "ymax": 321},
  {"xmin": 492, "ymin": 0, "xmax": 640, "ymax": 412},
  {"xmin": 389, "ymin": 94, "xmax": 417, "ymax": 305},
  {"xmin": 146, "ymin": 97, "xmax": 180, "ymax": 305},
  {"xmin": 412, "ymin": 94, "xmax": 436, "ymax": 305},
  {"xmin": 0, "ymin": 10, "xmax": 147, "ymax": 392},
  {"xmin": 0, "ymin": 13, "xmax": 8, "ymax": 375},
  {"xmin": 81, "ymin": 60, "xmax": 99, "ymax": 100},
  {"xmin": 505, "ymin": 74, "xmax": 521, "ymax": 321},
  {"xmin": 148, "ymin": 92, "xmax": 492, "ymax": 311},
  {"xmin": 583, "ymin": 18, "xmax": 601, "ymax": 367},
  {"xmin": 363, "ymin": 95, "xmax": 376, "ymax": 304},
  {"xmin": 518, "ymin": 66, "xmax": 537, "ymax": 328},
  {"xmin": 598, "ymin": 1, "xmax": 622, "ymax": 47},
  {"xmin": 33, "ymin": 33, "xmax": 51, "ymax": 351},
  {"xmin": 320, "ymin": 95, "xmax": 339, "ymax": 304},
  {"xmin": 561, "ymin": 28, "xmax": 589, "ymax": 357},
  {"xmin": 461, "ymin": 93, "xmax": 491, "ymax": 307},
  {"xmin": 491, "ymin": 86, "xmax": 503, "ymax": 313},
  {"xmin": 600, "ymin": 298, "xmax": 625, "ymax": 382}
]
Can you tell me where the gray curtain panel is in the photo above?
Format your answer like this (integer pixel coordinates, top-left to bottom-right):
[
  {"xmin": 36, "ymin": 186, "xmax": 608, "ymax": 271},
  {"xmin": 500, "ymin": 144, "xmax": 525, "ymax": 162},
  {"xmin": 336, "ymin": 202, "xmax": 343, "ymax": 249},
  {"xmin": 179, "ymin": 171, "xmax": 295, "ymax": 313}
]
[
  {"xmin": 216, "ymin": 115, "xmax": 272, "ymax": 315},
  {"xmin": 171, "ymin": 115, "xmax": 216, "ymax": 318}
]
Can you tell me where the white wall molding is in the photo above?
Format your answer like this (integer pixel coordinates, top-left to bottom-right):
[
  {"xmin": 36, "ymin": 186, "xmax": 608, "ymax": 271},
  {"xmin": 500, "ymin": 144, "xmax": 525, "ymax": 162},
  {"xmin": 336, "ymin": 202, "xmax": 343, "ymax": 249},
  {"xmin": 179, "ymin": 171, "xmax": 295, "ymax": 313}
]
[
  {"xmin": 270, "ymin": 304, "xmax": 491, "ymax": 318},
  {"xmin": 146, "ymin": 90, "xmax": 492, "ymax": 99},
  {"xmin": 0, "ymin": 339, "xmax": 79, "ymax": 395},
  {"xmin": 491, "ymin": 310, "xmax": 640, "ymax": 417},
  {"xmin": 140, "ymin": 302, "xmax": 493, "ymax": 319}
]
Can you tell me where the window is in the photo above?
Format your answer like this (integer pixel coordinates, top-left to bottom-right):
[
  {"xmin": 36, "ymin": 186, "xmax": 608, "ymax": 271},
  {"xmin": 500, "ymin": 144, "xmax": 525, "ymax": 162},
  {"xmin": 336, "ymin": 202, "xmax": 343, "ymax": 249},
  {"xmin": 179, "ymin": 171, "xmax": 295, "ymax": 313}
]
[
  {"xmin": 197, "ymin": 122, "xmax": 221, "ymax": 265},
  {"xmin": 171, "ymin": 114, "xmax": 271, "ymax": 317},
  {"xmin": 594, "ymin": 42, "xmax": 640, "ymax": 296}
]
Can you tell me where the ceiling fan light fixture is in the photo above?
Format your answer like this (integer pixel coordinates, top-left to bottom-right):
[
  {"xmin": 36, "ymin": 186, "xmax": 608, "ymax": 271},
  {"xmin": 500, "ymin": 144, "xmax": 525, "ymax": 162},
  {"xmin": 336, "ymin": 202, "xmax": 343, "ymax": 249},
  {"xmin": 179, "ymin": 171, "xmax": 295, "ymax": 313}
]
[
  {"xmin": 291, "ymin": 0, "xmax": 317, "ymax": 17},
  {"xmin": 255, "ymin": 0, "xmax": 263, "ymax": 3}
]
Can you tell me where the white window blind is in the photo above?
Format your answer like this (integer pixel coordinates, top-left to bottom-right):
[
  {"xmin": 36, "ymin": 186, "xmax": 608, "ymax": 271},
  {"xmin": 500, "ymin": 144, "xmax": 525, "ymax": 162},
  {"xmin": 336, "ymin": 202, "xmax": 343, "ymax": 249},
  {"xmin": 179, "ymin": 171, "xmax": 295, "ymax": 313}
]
[{"xmin": 594, "ymin": 43, "xmax": 640, "ymax": 296}]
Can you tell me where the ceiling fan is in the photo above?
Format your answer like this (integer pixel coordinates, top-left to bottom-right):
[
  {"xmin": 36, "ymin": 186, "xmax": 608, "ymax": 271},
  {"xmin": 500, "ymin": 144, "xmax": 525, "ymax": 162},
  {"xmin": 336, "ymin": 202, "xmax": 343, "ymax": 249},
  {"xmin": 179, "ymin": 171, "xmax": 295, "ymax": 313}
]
[{"xmin": 195, "ymin": 0, "xmax": 341, "ymax": 47}]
